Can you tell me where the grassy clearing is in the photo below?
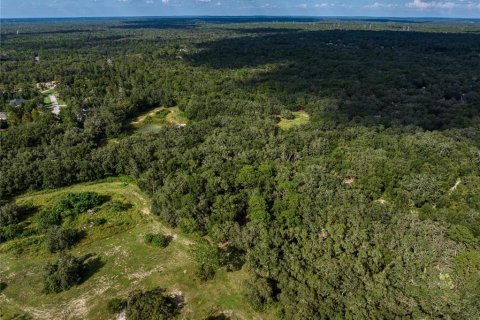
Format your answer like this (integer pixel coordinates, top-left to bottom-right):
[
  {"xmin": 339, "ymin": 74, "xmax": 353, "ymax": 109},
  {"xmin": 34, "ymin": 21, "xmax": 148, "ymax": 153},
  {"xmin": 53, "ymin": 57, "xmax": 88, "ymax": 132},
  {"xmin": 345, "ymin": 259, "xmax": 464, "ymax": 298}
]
[
  {"xmin": 278, "ymin": 110, "xmax": 310, "ymax": 130},
  {"xmin": 0, "ymin": 178, "xmax": 264, "ymax": 320},
  {"xmin": 131, "ymin": 106, "xmax": 188, "ymax": 133},
  {"xmin": 43, "ymin": 96, "xmax": 52, "ymax": 106},
  {"xmin": 40, "ymin": 88, "xmax": 56, "ymax": 95}
]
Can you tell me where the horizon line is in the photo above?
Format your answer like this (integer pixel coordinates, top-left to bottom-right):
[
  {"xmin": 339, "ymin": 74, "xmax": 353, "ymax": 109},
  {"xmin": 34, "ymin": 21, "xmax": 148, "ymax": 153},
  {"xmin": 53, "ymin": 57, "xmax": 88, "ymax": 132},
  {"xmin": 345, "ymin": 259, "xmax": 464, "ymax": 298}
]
[{"xmin": 2, "ymin": 15, "xmax": 480, "ymax": 20}]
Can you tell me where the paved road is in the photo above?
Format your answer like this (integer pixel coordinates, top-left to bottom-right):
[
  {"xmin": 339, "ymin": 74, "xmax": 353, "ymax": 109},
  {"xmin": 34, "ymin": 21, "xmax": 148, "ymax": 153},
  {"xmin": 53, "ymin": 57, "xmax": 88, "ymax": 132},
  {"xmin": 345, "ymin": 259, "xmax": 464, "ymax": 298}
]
[{"xmin": 49, "ymin": 95, "xmax": 60, "ymax": 115}]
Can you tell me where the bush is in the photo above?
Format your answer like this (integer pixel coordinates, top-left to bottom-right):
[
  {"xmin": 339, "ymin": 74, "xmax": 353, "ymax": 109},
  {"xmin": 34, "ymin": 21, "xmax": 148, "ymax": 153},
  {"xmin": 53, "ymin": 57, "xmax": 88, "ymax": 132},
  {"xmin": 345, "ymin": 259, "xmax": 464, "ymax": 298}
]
[
  {"xmin": 0, "ymin": 202, "xmax": 21, "ymax": 227},
  {"xmin": 0, "ymin": 224, "xmax": 23, "ymax": 243},
  {"xmin": 145, "ymin": 233, "xmax": 170, "ymax": 248},
  {"xmin": 37, "ymin": 209, "xmax": 63, "ymax": 229},
  {"xmin": 0, "ymin": 202, "xmax": 33, "ymax": 227},
  {"xmin": 245, "ymin": 275, "xmax": 274, "ymax": 311},
  {"xmin": 195, "ymin": 264, "xmax": 216, "ymax": 282},
  {"xmin": 107, "ymin": 298, "xmax": 127, "ymax": 314},
  {"xmin": 43, "ymin": 253, "xmax": 83, "ymax": 293},
  {"xmin": 57, "ymin": 192, "xmax": 104, "ymax": 215},
  {"xmin": 125, "ymin": 287, "xmax": 179, "ymax": 320},
  {"xmin": 37, "ymin": 192, "xmax": 105, "ymax": 229},
  {"xmin": 110, "ymin": 201, "xmax": 130, "ymax": 212},
  {"xmin": 45, "ymin": 226, "xmax": 79, "ymax": 253},
  {"xmin": 190, "ymin": 240, "xmax": 220, "ymax": 282}
]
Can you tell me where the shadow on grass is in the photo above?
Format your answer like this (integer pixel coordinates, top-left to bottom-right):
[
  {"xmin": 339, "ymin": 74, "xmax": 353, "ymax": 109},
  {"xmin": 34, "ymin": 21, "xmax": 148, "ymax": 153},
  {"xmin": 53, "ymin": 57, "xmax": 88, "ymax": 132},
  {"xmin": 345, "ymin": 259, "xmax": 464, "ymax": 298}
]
[
  {"xmin": 80, "ymin": 253, "xmax": 105, "ymax": 284},
  {"xmin": 206, "ymin": 313, "xmax": 230, "ymax": 320}
]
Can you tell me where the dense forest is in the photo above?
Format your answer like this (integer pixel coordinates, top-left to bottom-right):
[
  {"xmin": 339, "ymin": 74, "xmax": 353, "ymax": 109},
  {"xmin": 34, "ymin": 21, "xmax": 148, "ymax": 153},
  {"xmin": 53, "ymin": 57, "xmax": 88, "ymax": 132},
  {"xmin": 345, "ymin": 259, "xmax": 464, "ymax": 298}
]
[{"xmin": 1, "ymin": 17, "xmax": 480, "ymax": 319}]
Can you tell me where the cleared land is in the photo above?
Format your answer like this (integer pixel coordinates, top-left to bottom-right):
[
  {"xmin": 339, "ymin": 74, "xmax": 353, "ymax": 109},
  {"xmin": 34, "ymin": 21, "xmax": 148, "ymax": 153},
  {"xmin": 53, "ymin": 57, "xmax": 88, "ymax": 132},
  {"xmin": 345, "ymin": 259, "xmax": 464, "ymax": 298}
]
[
  {"xmin": 0, "ymin": 178, "xmax": 263, "ymax": 320},
  {"xmin": 41, "ymin": 87, "xmax": 66, "ymax": 114},
  {"xmin": 278, "ymin": 110, "xmax": 310, "ymax": 130},
  {"xmin": 131, "ymin": 106, "xmax": 188, "ymax": 133}
]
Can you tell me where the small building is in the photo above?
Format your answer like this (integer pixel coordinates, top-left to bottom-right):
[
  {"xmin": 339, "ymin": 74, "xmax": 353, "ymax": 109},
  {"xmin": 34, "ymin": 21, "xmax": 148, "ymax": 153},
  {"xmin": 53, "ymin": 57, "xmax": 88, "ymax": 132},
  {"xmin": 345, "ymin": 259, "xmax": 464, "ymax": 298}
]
[
  {"xmin": 9, "ymin": 98, "xmax": 25, "ymax": 107},
  {"xmin": 0, "ymin": 112, "xmax": 7, "ymax": 128},
  {"xmin": 36, "ymin": 81, "xmax": 56, "ymax": 90}
]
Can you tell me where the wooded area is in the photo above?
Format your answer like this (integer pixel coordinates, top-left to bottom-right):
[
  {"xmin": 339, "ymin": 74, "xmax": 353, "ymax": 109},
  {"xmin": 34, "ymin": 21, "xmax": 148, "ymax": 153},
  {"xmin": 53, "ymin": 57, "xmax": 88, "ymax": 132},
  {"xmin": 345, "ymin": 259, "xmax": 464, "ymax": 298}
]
[{"xmin": 1, "ymin": 17, "xmax": 479, "ymax": 319}]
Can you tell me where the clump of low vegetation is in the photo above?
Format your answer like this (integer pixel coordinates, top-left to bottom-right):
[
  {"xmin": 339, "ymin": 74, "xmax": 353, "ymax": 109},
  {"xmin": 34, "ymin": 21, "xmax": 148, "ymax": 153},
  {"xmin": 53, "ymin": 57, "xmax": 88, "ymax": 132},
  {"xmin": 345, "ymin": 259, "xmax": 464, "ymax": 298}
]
[
  {"xmin": 0, "ymin": 202, "xmax": 35, "ymax": 243},
  {"xmin": 110, "ymin": 200, "xmax": 130, "ymax": 212},
  {"xmin": 145, "ymin": 232, "xmax": 170, "ymax": 248},
  {"xmin": 43, "ymin": 253, "xmax": 84, "ymax": 293},
  {"xmin": 0, "ymin": 201, "xmax": 34, "ymax": 227},
  {"xmin": 244, "ymin": 275, "xmax": 274, "ymax": 311},
  {"xmin": 108, "ymin": 287, "xmax": 180, "ymax": 320},
  {"xmin": 277, "ymin": 110, "xmax": 310, "ymax": 129},
  {"xmin": 45, "ymin": 226, "xmax": 80, "ymax": 253},
  {"xmin": 106, "ymin": 298, "xmax": 127, "ymax": 314},
  {"xmin": 37, "ymin": 192, "xmax": 104, "ymax": 229},
  {"xmin": 55, "ymin": 192, "xmax": 105, "ymax": 216},
  {"xmin": 190, "ymin": 240, "xmax": 220, "ymax": 282}
]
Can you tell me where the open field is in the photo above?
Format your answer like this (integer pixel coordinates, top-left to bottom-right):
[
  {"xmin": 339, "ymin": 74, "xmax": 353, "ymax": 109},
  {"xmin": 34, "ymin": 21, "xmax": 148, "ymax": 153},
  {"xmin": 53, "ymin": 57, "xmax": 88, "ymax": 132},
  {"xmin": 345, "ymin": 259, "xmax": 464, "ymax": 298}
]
[
  {"xmin": 40, "ymin": 88, "xmax": 56, "ymax": 95},
  {"xmin": 278, "ymin": 110, "xmax": 310, "ymax": 130},
  {"xmin": 0, "ymin": 178, "xmax": 264, "ymax": 320}
]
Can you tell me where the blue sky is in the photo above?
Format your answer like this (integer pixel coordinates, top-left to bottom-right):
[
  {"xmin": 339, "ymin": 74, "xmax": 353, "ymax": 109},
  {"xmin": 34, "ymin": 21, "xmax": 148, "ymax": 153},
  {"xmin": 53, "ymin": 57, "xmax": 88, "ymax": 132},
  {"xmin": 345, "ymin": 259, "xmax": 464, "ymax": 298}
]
[{"xmin": 2, "ymin": 0, "xmax": 480, "ymax": 18}]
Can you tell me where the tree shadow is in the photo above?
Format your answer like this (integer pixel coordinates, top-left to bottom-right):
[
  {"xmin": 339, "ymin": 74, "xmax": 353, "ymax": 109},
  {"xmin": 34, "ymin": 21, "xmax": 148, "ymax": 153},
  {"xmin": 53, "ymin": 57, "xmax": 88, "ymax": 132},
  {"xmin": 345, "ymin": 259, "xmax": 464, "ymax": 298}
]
[
  {"xmin": 206, "ymin": 313, "xmax": 230, "ymax": 320},
  {"xmin": 79, "ymin": 253, "xmax": 105, "ymax": 284},
  {"xmin": 220, "ymin": 246, "xmax": 245, "ymax": 272},
  {"xmin": 189, "ymin": 29, "xmax": 480, "ymax": 130}
]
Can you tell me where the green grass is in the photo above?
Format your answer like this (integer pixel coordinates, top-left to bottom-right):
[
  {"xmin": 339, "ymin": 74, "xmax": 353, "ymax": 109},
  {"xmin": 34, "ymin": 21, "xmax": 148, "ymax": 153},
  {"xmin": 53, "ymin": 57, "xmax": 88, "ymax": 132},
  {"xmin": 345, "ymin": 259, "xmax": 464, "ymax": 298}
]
[
  {"xmin": 41, "ymin": 88, "xmax": 56, "ymax": 95},
  {"xmin": 0, "ymin": 178, "xmax": 265, "ymax": 320},
  {"xmin": 43, "ymin": 96, "xmax": 51, "ymax": 106},
  {"xmin": 278, "ymin": 110, "xmax": 310, "ymax": 130}
]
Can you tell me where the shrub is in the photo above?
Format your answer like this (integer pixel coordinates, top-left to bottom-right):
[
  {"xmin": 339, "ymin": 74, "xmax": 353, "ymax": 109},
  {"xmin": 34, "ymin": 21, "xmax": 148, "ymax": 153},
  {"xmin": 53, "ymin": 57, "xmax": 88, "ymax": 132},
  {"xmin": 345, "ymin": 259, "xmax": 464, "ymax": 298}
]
[
  {"xmin": 110, "ymin": 201, "xmax": 130, "ymax": 212},
  {"xmin": 37, "ymin": 192, "xmax": 104, "ymax": 229},
  {"xmin": 45, "ymin": 226, "xmax": 79, "ymax": 253},
  {"xmin": 245, "ymin": 275, "xmax": 274, "ymax": 311},
  {"xmin": 0, "ymin": 202, "xmax": 21, "ymax": 227},
  {"xmin": 107, "ymin": 298, "xmax": 127, "ymax": 314},
  {"xmin": 0, "ymin": 224, "xmax": 23, "ymax": 243},
  {"xmin": 125, "ymin": 287, "xmax": 179, "ymax": 320},
  {"xmin": 145, "ymin": 233, "xmax": 170, "ymax": 248},
  {"xmin": 57, "ymin": 192, "xmax": 104, "ymax": 215},
  {"xmin": 195, "ymin": 264, "xmax": 216, "ymax": 282},
  {"xmin": 190, "ymin": 240, "xmax": 220, "ymax": 282},
  {"xmin": 43, "ymin": 253, "xmax": 83, "ymax": 293},
  {"xmin": 37, "ymin": 209, "xmax": 63, "ymax": 229},
  {"xmin": 0, "ymin": 202, "xmax": 34, "ymax": 227}
]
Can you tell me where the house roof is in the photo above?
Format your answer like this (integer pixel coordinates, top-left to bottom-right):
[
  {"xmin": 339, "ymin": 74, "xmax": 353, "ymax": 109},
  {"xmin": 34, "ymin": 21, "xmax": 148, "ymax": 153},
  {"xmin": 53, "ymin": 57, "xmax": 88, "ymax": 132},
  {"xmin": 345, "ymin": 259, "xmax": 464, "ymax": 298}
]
[{"xmin": 9, "ymin": 98, "xmax": 25, "ymax": 106}]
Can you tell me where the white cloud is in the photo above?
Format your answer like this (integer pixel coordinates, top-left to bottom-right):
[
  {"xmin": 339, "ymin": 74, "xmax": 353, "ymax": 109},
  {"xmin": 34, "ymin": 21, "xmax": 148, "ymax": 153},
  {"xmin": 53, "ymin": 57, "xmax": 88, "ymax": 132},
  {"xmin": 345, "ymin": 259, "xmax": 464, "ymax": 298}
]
[
  {"xmin": 406, "ymin": 0, "xmax": 480, "ymax": 9},
  {"xmin": 366, "ymin": 2, "xmax": 399, "ymax": 8}
]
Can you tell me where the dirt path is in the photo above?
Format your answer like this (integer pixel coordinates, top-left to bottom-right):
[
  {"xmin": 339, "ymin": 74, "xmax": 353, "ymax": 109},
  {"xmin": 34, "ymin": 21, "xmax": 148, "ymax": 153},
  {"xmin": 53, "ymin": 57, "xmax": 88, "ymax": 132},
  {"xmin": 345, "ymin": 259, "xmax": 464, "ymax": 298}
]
[
  {"xmin": 49, "ymin": 95, "xmax": 60, "ymax": 115},
  {"xmin": 131, "ymin": 107, "xmax": 163, "ymax": 125},
  {"xmin": 449, "ymin": 179, "xmax": 461, "ymax": 193}
]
